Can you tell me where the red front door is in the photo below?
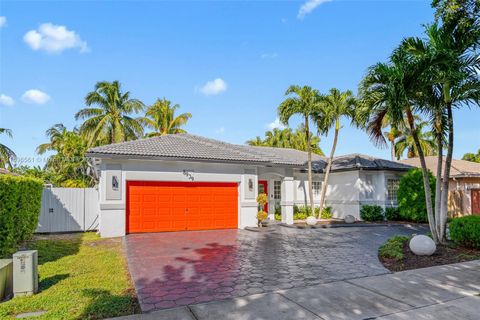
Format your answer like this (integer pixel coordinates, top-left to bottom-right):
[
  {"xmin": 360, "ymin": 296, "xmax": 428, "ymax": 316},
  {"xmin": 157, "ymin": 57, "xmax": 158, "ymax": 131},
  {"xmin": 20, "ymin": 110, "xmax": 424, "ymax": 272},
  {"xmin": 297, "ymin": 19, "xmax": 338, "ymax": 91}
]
[
  {"xmin": 258, "ymin": 180, "xmax": 268, "ymax": 213},
  {"xmin": 472, "ymin": 189, "xmax": 480, "ymax": 215}
]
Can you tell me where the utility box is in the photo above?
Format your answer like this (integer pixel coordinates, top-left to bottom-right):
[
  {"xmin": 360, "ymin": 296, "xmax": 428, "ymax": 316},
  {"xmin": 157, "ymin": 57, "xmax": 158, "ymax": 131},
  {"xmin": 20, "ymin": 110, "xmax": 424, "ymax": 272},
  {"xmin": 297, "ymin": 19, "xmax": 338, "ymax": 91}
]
[
  {"xmin": 0, "ymin": 259, "xmax": 13, "ymax": 301},
  {"xmin": 13, "ymin": 251, "xmax": 38, "ymax": 297}
]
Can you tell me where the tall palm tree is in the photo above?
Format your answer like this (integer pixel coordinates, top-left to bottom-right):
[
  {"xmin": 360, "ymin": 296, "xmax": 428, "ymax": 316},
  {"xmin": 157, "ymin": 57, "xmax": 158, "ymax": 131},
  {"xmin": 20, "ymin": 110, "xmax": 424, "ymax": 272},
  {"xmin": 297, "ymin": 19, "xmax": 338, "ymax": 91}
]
[
  {"xmin": 0, "ymin": 128, "xmax": 15, "ymax": 169},
  {"xmin": 141, "ymin": 98, "xmax": 192, "ymax": 137},
  {"xmin": 75, "ymin": 81, "xmax": 144, "ymax": 146},
  {"xmin": 394, "ymin": 121, "xmax": 437, "ymax": 159},
  {"xmin": 314, "ymin": 88, "xmax": 357, "ymax": 213},
  {"xmin": 404, "ymin": 21, "xmax": 480, "ymax": 242},
  {"xmin": 246, "ymin": 136, "xmax": 265, "ymax": 146},
  {"xmin": 278, "ymin": 85, "xmax": 321, "ymax": 217},
  {"xmin": 358, "ymin": 47, "xmax": 438, "ymax": 241}
]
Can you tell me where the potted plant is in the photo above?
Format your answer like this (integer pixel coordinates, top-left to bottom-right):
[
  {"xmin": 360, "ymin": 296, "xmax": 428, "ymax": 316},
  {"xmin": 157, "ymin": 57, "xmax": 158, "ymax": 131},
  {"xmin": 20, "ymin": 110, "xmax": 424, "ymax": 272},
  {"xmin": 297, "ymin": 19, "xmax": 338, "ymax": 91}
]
[{"xmin": 256, "ymin": 193, "xmax": 268, "ymax": 227}]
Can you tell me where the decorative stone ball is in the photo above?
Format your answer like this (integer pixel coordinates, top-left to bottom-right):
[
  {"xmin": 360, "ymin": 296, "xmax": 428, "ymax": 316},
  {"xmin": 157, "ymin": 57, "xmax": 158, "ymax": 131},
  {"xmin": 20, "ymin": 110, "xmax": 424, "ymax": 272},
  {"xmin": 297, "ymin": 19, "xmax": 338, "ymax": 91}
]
[
  {"xmin": 306, "ymin": 216, "xmax": 317, "ymax": 226},
  {"xmin": 344, "ymin": 215, "xmax": 356, "ymax": 224},
  {"xmin": 409, "ymin": 235, "xmax": 436, "ymax": 256}
]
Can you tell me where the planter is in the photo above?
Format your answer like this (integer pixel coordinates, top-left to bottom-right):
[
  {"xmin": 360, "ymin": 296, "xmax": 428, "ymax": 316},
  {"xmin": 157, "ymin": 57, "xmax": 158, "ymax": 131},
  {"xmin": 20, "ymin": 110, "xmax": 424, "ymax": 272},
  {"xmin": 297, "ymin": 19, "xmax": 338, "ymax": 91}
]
[{"xmin": 0, "ymin": 259, "xmax": 13, "ymax": 302}]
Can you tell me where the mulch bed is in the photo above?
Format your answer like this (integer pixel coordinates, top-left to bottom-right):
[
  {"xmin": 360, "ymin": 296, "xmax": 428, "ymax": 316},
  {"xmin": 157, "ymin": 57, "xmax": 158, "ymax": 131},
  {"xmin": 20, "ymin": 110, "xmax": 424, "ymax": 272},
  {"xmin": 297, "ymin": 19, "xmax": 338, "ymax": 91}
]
[{"xmin": 380, "ymin": 242, "xmax": 480, "ymax": 272}]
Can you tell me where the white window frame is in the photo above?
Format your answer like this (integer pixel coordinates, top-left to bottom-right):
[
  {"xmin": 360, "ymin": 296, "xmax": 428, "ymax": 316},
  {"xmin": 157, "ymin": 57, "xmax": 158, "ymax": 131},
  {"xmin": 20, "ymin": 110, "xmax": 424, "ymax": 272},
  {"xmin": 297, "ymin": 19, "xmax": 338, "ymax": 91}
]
[
  {"xmin": 273, "ymin": 180, "xmax": 281, "ymax": 200},
  {"xmin": 387, "ymin": 178, "xmax": 400, "ymax": 202},
  {"xmin": 313, "ymin": 181, "xmax": 322, "ymax": 196}
]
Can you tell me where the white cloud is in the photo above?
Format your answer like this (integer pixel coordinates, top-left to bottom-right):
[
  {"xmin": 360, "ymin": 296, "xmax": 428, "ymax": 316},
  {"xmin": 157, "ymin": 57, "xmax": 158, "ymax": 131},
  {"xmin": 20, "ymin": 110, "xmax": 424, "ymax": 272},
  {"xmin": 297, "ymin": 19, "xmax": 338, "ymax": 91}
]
[
  {"xmin": 23, "ymin": 23, "xmax": 89, "ymax": 53},
  {"xmin": 0, "ymin": 94, "xmax": 14, "ymax": 106},
  {"xmin": 298, "ymin": 0, "xmax": 332, "ymax": 19},
  {"xmin": 261, "ymin": 52, "xmax": 279, "ymax": 59},
  {"xmin": 198, "ymin": 78, "xmax": 228, "ymax": 96},
  {"xmin": 267, "ymin": 118, "xmax": 286, "ymax": 130},
  {"xmin": 215, "ymin": 127, "xmax": 225, "ymax": 134},
  {"xmin": 281, "ymin": 18, "xmax": 287, "ymax": 23},
  {"xmin": 21, "ymin": 89, "xmax": 50, "ymax": 104},
  {"xmin": 0, "ymin": 16, "xmax": 6, "ymax": 28}
]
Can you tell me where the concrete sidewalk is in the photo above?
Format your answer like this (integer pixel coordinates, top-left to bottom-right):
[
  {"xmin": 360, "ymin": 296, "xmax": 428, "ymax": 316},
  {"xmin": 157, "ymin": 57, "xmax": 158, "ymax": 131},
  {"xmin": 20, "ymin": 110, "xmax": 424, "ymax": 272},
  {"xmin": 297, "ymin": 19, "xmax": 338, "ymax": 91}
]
[{"xmin": 111, "ymin": 260, "xmax": 480, "ymax": 320}]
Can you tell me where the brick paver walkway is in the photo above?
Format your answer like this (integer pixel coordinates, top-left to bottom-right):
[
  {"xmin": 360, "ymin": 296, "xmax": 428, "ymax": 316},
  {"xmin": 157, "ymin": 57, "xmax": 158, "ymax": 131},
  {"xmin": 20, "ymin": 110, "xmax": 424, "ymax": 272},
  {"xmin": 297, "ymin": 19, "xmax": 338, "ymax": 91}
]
[{"xmin": 125, "ymin": 225, "xmax": 426, "ymax": 312}]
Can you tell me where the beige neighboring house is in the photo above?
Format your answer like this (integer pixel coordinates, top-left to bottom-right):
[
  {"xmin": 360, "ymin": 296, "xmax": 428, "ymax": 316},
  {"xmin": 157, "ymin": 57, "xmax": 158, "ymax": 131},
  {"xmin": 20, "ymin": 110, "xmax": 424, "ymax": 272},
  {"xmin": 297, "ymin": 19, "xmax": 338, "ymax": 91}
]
[
  {"xmin": 0, "ymin": 168, "xmax": 19, "ymax": 176},
  {"xmin": 399, "ymin": 156, "xmax": 480, "ymax": 217}
]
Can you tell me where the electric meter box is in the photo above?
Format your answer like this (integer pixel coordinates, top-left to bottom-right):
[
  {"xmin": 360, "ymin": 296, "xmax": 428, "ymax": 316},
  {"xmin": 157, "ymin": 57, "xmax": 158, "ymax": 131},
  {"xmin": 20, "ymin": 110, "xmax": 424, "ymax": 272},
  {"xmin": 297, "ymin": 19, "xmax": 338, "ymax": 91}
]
[{"xmin": 13, "ymin": 250, "xmax": 38, "ymax": 297}]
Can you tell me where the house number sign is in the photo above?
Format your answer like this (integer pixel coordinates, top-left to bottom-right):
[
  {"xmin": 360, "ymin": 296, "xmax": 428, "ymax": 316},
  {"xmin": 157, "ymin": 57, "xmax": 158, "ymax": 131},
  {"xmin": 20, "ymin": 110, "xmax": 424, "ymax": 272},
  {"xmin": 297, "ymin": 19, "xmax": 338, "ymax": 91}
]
[{"xmin": 183, "ymin": 170, "xmax": 195, "ymax": 181}]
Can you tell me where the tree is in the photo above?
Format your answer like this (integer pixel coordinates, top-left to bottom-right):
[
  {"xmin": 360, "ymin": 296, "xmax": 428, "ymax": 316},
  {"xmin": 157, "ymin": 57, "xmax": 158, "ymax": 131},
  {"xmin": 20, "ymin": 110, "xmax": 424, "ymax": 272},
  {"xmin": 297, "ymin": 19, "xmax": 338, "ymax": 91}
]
[
  {"xmin": 358, "ymin": 47, "xmax": 439, "ymax": 242},
  {"xmin": 394, "ymin": 121, "xmax": 437, "ymax": 159},
  {"xmin": 247, "ymin": 126, "xmax": 323, "ymax": 155},
  {"xmin": 140, "ymin": 98, "xmax": 192, "ymax": 137},
  {"xmin": 278, "ymin": 85, "xmax": 321, "ymax": 217},
  {"xmin": 314, "ymin": 88, "xmax": 357, "ymax": 213},
  {"xmin": 35, "ymin": 124, "xmax": 94, "ymax": 187},
  {"xmin": 0, "ymin": 128, "xmax": 16, "ymax": 169},
  {"xmin": 462, "ymin": 149, "xmax": 480, "ymax": 162},
  {"xmin": 404, "ymin": 20, "xmax": 480, "ymax": 242},
  {"xmin": 75, "ymin": 81, "xmax": 144, "ymax": 146}
]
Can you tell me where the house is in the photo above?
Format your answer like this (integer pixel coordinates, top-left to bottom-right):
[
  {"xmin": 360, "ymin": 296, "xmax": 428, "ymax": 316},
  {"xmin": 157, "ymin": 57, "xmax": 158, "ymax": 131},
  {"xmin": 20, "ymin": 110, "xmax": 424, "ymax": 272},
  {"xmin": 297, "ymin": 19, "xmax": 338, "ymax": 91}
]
[
  {"xmin": 399, "ymin": 156, "xmax": 480, "ymax": 217},
  {"xmin": 0, "ymin": 168, "xmax": 19, "ymax": 176},
  {"xmin": 86, "ymin": 134, "xmax": 412, "ymax": 238}
]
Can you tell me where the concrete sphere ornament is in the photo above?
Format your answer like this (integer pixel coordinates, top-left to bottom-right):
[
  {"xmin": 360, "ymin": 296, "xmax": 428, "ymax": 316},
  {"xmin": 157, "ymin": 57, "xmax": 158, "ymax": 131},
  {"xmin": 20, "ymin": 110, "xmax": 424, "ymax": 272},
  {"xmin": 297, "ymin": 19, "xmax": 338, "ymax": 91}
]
[
  {"xmin": 306, "ymin": 216, "xmax": 317, "ymax": 226},
  {"xmin": 409, "ymin": 235, "xmax": 436, "ymax": 256},
  {"xmin": 344, "ymin": 215, "xmax": 356, "ymax": 224}
]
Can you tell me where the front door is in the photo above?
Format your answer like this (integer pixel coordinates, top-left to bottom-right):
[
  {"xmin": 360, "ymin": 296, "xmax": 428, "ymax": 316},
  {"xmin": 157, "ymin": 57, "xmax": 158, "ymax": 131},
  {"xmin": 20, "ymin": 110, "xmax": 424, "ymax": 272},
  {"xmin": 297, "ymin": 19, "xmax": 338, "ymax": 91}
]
[
  {"xmin": 258, "ymin": 180, "xmax": 268, "ymax": 213},
  {"xmin": 472, "ymin": 189, "xmax": 480, "ymax": 215}
]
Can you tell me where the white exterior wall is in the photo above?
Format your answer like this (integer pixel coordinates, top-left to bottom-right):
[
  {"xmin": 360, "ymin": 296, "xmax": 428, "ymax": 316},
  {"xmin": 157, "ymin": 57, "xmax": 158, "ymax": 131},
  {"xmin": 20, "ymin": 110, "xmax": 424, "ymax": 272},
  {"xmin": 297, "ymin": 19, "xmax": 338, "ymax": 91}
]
[{"xmin": 98, "ymin": 159, "xmax": 260, "ymax": 237}]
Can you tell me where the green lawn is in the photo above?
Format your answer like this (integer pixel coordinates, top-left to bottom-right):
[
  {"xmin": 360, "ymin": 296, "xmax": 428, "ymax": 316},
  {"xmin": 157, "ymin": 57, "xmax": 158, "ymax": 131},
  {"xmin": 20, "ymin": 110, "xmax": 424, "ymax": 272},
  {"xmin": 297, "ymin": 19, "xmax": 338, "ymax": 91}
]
[{"xmin": 0, "ymin": 233, "xmax": 139, "ymax": 319}]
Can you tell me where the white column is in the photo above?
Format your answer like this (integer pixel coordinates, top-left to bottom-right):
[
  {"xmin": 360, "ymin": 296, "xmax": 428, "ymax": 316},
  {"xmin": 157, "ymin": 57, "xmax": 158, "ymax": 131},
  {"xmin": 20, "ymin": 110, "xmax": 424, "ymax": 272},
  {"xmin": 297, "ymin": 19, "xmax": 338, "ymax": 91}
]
[{"xmin": 281, "ymin": 175, "xmax": 294, "ymax": 225}]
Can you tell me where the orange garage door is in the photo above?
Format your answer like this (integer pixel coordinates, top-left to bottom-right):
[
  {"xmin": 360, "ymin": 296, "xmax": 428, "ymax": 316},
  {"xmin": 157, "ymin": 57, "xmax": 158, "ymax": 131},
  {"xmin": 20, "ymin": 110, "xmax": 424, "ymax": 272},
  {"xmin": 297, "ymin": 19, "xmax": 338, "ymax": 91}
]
[{"xmin": 126, "ymin": 181, "xmax": 238, "ymax": 233}]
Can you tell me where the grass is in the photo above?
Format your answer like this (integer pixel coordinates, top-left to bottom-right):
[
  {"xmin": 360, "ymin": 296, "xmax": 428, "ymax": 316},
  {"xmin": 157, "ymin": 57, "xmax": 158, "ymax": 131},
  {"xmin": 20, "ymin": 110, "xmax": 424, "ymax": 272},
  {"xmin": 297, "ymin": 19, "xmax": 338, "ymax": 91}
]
[
  {"xmin": 378, "ymin": 235, "xmax": 410, "ymax": 260},
  {"xmin": 0, "ymin": 232, "xmax": 139, "ymax": 320}
]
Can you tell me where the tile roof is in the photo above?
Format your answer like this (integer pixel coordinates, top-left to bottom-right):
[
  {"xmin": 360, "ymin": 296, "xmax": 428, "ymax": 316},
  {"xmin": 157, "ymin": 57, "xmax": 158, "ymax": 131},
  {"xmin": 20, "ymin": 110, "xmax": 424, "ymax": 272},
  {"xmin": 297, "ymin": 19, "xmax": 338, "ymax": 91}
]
[
  {"xmin": 398, "ymin": 156, "xmax": 480, "ymax": 178},
  {"xmin": 86, "ymin": 134, "xmax": 411, "ymax": 172}
]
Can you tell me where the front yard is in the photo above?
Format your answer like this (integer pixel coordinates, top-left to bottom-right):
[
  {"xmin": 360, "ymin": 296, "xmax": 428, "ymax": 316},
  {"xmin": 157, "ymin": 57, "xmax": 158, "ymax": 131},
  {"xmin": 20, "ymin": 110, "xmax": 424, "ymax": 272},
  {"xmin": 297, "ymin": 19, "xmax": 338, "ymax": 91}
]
[{"xmin": 0, "ymin": 233, "xmax": 139, "ymax": 320}]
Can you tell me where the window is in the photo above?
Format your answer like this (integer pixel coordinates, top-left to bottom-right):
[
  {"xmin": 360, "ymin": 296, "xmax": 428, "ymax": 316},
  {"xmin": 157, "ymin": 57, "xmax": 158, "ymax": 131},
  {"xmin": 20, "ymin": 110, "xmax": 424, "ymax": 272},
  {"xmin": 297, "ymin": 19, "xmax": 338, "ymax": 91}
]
[
  {"xmin": 313, "ymin": 181, "xmax": 322, "ymax": 196},
  {"xmin": 364, "ymin": 175, "xmax": 373, "ymax": 199},
  {"xmin": 274, "ymin": 181, "xmax": 281, "ymax": 200},
  {"xmin": 387, "ymin": 179, "xmax": 400, "ymax": 202}
]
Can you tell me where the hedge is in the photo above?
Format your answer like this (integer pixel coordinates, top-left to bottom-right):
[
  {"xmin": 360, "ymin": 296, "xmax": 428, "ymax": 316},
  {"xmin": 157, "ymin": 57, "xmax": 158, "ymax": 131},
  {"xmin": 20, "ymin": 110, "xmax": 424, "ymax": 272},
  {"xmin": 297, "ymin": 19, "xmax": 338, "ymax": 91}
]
[
  {"xmin": 449, "ymin": 216, "xmax": 480, "ymax": 249},
  {"xmin": 397, "ymin": 168, "xmax": 436, "ymax": 222},
  {"xmin": 360, "ymin": 205, "xmax": 384, "ymax": 221},
  {"xmin": 0, "ymin": 175, "xmax": 43, "ymax": 258}
]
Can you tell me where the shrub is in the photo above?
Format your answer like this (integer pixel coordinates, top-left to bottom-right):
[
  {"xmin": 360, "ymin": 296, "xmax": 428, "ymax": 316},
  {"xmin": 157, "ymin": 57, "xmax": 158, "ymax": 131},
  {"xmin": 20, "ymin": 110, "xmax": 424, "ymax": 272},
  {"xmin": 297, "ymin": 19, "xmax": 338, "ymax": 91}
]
[
  {"xmin": 385, "ymin": 207, "xmax": 401, "ymax": 221},
  {"xmin": 379, "ymin": 235, "xmax": 410, "ymax": 260},
  {"xmin": 320, "ymin": 206, "xmax": 333, "ymax": 219},
  {"xmin": 397, "ymin": 168, "xmax": 435, "ymax": 223},
  {"xmin": 274, "ymin": 205, "xmax": 281, "ymax": 221},
  {"xmin": 293, "ymin": 205, "xmax": 320, "ymax": 219},
  {"xmin": 360, "ymin": 205, "xmax": 384, "ymax": 221},
  {"xmin": 0, "ymin": 175, "xmax": 43, "ymax": 258},
  {"xmin": 449, "ymin": 216, "xmax": 480, "ymax": 249}
]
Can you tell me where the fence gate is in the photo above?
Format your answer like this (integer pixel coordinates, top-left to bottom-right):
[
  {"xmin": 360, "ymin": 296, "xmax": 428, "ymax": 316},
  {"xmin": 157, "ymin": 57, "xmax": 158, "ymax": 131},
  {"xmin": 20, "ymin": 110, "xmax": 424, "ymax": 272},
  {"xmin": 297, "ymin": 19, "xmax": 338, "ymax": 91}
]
[{"xmin": 37, "ymin": 188, "xmax": 100, "ymax": 233}]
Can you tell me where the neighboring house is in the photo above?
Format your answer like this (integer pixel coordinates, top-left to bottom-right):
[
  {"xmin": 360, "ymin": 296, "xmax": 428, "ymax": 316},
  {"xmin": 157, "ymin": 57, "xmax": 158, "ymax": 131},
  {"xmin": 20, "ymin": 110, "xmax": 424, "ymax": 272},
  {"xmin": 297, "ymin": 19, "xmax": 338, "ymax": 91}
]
[
  {"xmin": 86, "ymin": 134, "xmax": 411, "ymax": 238},
  {"xmin": 399, "ymin": 157, "xmax": 480, "ymax": 217}
]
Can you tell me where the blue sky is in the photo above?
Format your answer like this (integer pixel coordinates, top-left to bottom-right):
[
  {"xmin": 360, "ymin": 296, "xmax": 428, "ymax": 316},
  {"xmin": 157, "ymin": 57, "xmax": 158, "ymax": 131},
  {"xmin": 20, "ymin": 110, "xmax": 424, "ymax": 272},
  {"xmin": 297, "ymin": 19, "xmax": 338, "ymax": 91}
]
[{"xmin": 1, "ymin": 0, "xmax": 479, "ymax": 166}]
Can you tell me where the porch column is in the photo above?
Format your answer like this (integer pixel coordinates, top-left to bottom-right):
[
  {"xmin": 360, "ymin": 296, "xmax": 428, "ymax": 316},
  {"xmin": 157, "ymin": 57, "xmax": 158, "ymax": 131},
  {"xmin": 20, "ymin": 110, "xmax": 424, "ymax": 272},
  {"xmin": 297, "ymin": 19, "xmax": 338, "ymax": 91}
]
[{"xmin": 281, "ymin": 175, "xmax": 294, "ymax": 225}]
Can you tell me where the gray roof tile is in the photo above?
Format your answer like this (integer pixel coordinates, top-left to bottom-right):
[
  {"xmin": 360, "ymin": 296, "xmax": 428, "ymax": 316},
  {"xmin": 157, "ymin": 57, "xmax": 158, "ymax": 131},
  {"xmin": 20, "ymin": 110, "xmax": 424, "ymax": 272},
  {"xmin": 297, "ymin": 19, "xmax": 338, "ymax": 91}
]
[{"xmin": 86, "ymin": 134, "xmax": 411, "ymax": 172}]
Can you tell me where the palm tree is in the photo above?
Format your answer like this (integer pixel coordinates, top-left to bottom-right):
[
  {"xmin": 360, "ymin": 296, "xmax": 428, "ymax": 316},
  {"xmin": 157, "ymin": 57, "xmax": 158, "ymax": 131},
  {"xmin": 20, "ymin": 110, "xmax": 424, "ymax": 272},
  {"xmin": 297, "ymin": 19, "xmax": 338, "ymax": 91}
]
[
  {"xmin": 75, "ymin": 81, "xmax": 144, "ymax": 146},
  {"xmin": 278, "ymin": 85, "xmax": 321, "ymax": 217},
  {"xmin": 394, "ymin": 121, "xmax": 437, "ymax": 159},
  {"xmin": 36, "ymin": 123, "xmax": 69, "ymax": 154},
  {"xmin": 314, "ymin": 88, "xmax": 357, "ymax": 213},
  {"xmin": 358, "ymin": 47, "xmax": 438, "ymax": 242},
  {"xmin": 0, "ymin": 128, "xmax": 15, "ymax": 169},
  {"xmin": 404, "ymin": 21, "xmax": 480, "ymax": 242},
  {"xmin": 141, "ymin": 98, "xmax": 192, "ymax": 137},
  {"xmin": 246, "ymin": 136, "xmax": 265, "ymax": 146}
]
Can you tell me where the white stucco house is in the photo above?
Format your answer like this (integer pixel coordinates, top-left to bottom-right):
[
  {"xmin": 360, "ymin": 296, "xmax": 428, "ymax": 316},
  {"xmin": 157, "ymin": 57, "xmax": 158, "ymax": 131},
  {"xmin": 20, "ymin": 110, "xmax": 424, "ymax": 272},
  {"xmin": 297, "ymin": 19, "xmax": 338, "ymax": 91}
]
[{"xmin": 86, "ymin": 134, "xmax": 412, "ymax": 238}]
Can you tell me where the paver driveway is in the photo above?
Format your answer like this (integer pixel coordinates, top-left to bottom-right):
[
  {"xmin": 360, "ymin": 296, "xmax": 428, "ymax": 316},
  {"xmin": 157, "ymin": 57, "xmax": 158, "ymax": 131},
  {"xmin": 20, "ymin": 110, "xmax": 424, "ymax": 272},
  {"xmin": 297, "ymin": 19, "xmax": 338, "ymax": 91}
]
[{"xmin": 125, "ymin": 225, "xmax": 426, "ymax": 312}]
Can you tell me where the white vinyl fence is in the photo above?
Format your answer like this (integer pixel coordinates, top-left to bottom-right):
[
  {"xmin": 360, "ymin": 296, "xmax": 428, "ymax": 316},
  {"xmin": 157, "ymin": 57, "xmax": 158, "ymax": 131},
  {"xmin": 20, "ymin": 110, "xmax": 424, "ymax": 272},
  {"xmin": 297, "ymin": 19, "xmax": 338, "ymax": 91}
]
[{"xmin": 37, "ymin": 188, "xmax": 100, "ymax": 233}]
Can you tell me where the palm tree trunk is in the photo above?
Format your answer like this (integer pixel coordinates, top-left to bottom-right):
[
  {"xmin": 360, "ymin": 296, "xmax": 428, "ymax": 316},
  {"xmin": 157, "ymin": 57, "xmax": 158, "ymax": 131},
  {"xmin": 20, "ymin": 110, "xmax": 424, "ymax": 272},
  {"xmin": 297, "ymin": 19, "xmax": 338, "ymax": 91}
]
[
  {"xmin": 439, "ymin": 104, "xmax": 454, "ymax": 244},
  {"xmin": 319, "ymin": 118, "xmax": 339, "ymax": 214},
  {"xmin": 406, "ymin": 107, "xmax": 438, "ymax": 243},
  {"xmin": 305, "ymin": 115, "xmax": 315, "ymax": 217},
  {"xmin": 434, "ymin": 113, "xmax": 443, "ymax": 241},
  {"xmin": 391, "ymin": 140, "xmax": 395, "ymax": 161}
]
